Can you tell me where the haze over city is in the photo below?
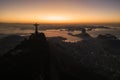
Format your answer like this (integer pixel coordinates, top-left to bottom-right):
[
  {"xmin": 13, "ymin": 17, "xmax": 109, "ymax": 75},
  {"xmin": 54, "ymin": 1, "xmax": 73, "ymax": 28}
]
[{"xmin": 0, "ymin": 0, "xmax": 120, "ymax": 24}]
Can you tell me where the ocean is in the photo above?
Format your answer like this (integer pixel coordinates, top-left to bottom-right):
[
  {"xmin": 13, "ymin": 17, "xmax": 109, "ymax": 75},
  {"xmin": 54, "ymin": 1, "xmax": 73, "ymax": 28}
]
[{"xmin": 0, "ymin": 23, "xmax": 120, "ymax": 41}]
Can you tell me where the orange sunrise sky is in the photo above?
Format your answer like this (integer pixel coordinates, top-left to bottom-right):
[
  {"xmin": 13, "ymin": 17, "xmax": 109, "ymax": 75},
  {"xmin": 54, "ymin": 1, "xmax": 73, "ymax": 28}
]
[{"xmin": 0, "ymin": 0, "xmax": 120, "ymax": 24}]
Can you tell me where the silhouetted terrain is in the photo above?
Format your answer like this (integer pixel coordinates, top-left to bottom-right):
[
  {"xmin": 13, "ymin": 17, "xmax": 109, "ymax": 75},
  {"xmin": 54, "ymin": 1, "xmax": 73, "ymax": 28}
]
[
  {"xmin": 0, "ymin": 26, "xmax": 120, "ymax": 80},
  {"xmin": 0, "ymin": 35, "xmax": 23, "ymax": 55}
]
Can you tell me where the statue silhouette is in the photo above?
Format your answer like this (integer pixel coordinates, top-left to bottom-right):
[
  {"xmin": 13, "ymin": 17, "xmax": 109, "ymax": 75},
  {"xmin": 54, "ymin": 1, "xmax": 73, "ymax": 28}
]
[{"xmin": 33, "ymin": 23, "xmax": 39, "ymax": 34}]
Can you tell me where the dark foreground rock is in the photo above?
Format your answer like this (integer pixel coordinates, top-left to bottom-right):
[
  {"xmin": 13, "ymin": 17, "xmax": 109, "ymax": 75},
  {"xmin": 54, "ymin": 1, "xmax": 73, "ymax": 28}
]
[{"xmin": 0, "ymin": 33, "xmax": 120, "ymax": 80}]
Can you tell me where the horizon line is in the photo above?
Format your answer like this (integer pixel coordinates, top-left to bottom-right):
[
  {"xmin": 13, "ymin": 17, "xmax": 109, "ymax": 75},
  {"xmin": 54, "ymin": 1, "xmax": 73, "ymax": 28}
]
[{"xmin": 0, "ymin": 22, "xmax": 120, "ymax": 25}]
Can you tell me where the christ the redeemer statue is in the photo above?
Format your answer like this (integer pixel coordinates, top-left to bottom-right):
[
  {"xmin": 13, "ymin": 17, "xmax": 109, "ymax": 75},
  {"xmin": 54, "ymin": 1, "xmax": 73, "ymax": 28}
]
[{"xmin": 33, "ymin": 23, "xmax": 39, "ymax": 34}]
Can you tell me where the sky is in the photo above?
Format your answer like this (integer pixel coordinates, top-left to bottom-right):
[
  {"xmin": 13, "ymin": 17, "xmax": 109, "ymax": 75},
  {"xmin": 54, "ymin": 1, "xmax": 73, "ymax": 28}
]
[{"xmin": 0, "ymin": 0, "xmax": 120, "ymax": 24}]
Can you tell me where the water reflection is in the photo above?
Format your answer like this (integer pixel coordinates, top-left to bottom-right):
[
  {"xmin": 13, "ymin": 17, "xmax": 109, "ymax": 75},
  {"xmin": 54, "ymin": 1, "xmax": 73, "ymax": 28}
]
[
  {"xmin": 42, "ymin": 30, "xmax": 81, "ymax": 42},
  {"xmin": 43, "ymin": 27, "xmax": 120, "ymax": 42},
  {"xmin": 0, "ymin": 24, "xmax": 120, "ymax": 42},
  {"xmin": 88, "ymin": 27, "xmax": 120, "ymax": 39}
]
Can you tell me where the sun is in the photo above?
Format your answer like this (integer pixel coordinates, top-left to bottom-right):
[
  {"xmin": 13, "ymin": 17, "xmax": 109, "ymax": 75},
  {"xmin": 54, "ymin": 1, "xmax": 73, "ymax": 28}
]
[
  {"xmin": 43, "ymin": 16, "xmax": 69, "ymax": 21},
  {"xmin": 37, "ymin": 16, "xmax": 72, "ymax": 23}
]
